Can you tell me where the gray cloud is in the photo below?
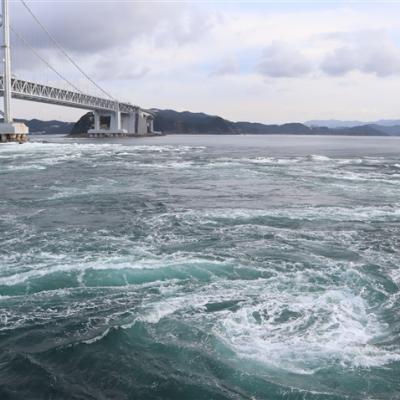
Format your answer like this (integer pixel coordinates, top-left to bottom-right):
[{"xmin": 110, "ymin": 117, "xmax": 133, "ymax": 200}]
[
  {"xmin": 94, "ymin": 57, "xmax": 150, "ymax": 81},
  {"xmin": 11, "ymin": 2, "xmax": 182, "ymax": 53},
  {"xmin": 10, "ymin": 2, "xmax": 214, "ymax": 54},
  {"xmin": 321, "ymin": 46, "xmax": 358, "ymax": 76},
  {"xmin": 321, "ymin": 31, "xmax": 400, "ymax": 77},
  {"xmin": 257, "ymin": 41, "xmax": 312, "ymax": 78},
  {"xmin": 7, "ymin": 2, "xmax": 214, "ymax": 85}
]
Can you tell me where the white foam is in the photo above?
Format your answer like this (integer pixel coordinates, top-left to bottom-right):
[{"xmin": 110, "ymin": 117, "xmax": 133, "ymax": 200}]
[
  {"xmin": 138, "ymin": 297, "xmax": 188, "ymax": 324},
  {"xmin": 244, "ymin": 157, "xmax": 301, "ymax": 165},
  {"xmin": 131, "ymin": 273, "xmax": 400, "ymax": 373},
  {"xmin": 212, "ymin": 286, "xmax": 399, "ymax": 373},
  {"xmin": 176, "ymin": 205, "xmax": 400, "ymax": 225},
  {"xmin": 307, "ymin": 154, "xmax": 331, "ymax": 162}
]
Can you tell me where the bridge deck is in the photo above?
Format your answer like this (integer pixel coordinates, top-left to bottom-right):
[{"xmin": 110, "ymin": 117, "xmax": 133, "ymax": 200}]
[{"xmin": 0, "ymin": 76, "xmax": 139, "ymax": 114}]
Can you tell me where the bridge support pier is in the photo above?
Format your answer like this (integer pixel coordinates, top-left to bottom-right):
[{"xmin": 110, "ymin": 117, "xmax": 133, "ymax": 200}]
[
  {"xmin": 88, "ymin": 109, "xmax": 157, "ymax": 137},
  {"xmin": 88, "ymin": 110, "xmax": 125, "ymax": 137},
  {"xmin": 93, "ymin": 110, "xmax": 100, "ymax": 130},
  {"xmin": 0, "ymin": 123, "xmax": 29, "ymax": 143}
]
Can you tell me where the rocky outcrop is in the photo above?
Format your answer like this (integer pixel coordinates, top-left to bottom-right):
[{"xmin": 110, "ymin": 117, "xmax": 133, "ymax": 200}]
[{"xmin": 69, "ymin": 112, "xmax": 94, "ymax": 136}]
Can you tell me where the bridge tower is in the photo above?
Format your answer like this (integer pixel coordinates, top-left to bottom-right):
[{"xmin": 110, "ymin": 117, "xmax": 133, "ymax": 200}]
[{"xmin": 0, "ymin": 0, "xmax": 28, "ymax": 142}]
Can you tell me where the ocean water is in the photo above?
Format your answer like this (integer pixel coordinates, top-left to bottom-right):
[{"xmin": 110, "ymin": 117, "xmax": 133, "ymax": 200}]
[{"xmin": 0, "ymin": 134, "xmax": 399, "ymax": 400}]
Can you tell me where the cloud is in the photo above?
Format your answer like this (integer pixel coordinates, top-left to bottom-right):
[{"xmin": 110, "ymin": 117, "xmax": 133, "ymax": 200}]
[
  {"xmin": 257, "ymin": 41, "xmax": 312, "ymax": 78},
  {"xmin": 257, "ymin": 31, "xmax": 400, "ymax": 79},
  {"xmin": 6, "ymin": 1, "xmax": 400, "ymax": 124},
  {"xmin": 154, "ymin": 9, "xmax": 215, "ymax": 46},
  {"xmin": 94, "ymin": 57, "xmax": 150, "ymax": 81},
  {"xmin": 11, "ymin": 2, "xmax": 179, "ymax": 53},
  {"xmin": 11, "ymin": 2, "xmax": 215, "ymax": 54},
  {"xmin": 321, "ymin": 31, "xmax": 400, "ymax": 77},
  {"xmin": 321, "ymin": 46, "xmax": 358, "ymax": 76},
  {"xmin": 7, "ymin": 1, "xmax": 214, "ymax": 90},
  {"xmin": 210, "ymin": 57, "xmax": 239, "ymax": 76}
]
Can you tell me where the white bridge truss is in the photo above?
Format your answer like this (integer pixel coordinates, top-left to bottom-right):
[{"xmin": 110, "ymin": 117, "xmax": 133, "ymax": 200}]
[
  {"xmin": 0, "ymin": 76, "xmax": 139, "ymax": 114},
  {"xmin": 0, "ymin": 0, "xmax": 156, "ymax": 138}
]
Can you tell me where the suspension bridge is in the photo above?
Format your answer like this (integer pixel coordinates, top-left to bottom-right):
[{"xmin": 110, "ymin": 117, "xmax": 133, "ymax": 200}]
[{"xmin": 0, "ymin": 0, "xmax": 157, "ymax": 143}]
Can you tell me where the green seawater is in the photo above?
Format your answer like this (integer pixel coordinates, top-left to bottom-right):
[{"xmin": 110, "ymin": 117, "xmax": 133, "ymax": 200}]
[{"xmin": 0, "ymin": 134, "xmax": 400, "ymax": 399}]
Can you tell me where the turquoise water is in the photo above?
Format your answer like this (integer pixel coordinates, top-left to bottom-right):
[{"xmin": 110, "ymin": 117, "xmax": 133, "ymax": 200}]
[{"xmin": 0, "ymin": 134, "xmax": 400, "ymax": 399}]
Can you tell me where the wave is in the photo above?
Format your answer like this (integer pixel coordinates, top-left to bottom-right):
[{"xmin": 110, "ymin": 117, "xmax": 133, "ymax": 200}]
[
  {"xmin": 306, "ymin": 154, "xmax": 332, "ymax": 162},
  {"xmin": 175, "ymin": 205, "xmax": 400, "ymax": 224},
  {"xmin": 0, "ymin": 254, "xmax": 232, "ymax": 287}
]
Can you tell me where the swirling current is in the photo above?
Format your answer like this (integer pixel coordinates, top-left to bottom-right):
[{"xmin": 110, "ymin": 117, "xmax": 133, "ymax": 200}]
[{"xmin": 0, "ymin": 134, "xmax": 399, "ymax": 400}]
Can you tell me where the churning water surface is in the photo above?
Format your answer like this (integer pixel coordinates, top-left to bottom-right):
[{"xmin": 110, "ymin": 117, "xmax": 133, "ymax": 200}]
[{"xmin": 0, "ymin": 134, "xmax": 400, "ymax": 400}]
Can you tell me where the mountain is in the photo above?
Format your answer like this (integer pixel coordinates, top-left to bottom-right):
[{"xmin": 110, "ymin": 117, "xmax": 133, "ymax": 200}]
[
  {"xmin": 315, "ymin": 125, "xmax": 388, "ymax": 136},
  {"xmin": 152, "ymin": 109, "xmax": 388, "ymax": 136},
  {"xmin": 365, "ymin": 124, "xmax": 400, "ymax": 136},
  {"xmin": 66, "ymin": 110, "xmax": 390, "ymax": 136},
  {"xmin": 5, "ymin": 111, "xmax": 396, "ymax": 137},
  {"xmin": 0, "ymin": 118, "xmax": 75, "ymax": 134},
  {"xmin": 153, "ymin": 109, "xmax": 237, "ymax": 134},
  {"xmin": 306, "ymin": 119, "xmax": 400, "ymax": 128},
  {"xmin": 234, "ymin": 121, "xmax": 312, "ymax": 134}
]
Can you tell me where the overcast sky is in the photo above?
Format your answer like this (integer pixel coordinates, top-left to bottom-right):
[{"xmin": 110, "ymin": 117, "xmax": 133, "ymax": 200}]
[{"xmin": 4, "ymin": 0, "xmax": 400, "ymax": 123}]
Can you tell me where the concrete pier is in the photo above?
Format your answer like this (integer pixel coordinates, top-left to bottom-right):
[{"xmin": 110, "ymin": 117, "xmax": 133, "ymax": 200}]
[
  {"xmin": 0, "ymin": 123, "xmax": 29, "ymax": 143},
  {"xmin": 88, "ymin": 108, "xmax": 156, "ymax": 137},
  {"xmin": 0, "ymin": 133, "xmax": 28, "ymax": 143}
]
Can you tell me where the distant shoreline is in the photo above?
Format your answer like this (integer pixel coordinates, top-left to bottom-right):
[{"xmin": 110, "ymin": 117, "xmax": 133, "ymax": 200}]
[
  {"xmin": 9, "ymin": 109, "xmax": 400, "ymax": 137},
  {"xmin": 31, "ymin": 132, "xmax": 400, "ymax": 138}
]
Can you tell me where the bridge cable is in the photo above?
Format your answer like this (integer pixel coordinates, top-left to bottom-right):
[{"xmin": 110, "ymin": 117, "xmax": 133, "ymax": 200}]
[
  {"xmin": 10, "ymin": 25, "xmax": 84, "ymax": 94},
  {"xmin": 19, "ymin": 0, "xmax": 115, "ymax": 100}
]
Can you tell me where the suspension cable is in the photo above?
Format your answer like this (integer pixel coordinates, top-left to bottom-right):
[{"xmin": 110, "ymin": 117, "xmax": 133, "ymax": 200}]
[
  {"xmin": 19, "ymin": 0, "xmax": 115, "ymax": 100},
  {"xmin": 10, "ymin": 25, "xmax": 84, "ymax": 94}
]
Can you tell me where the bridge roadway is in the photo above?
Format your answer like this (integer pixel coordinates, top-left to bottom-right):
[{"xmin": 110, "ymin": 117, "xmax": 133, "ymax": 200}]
[{"xmin": 0, "ymin": 76, "xmax": 139, "ymax": 114}]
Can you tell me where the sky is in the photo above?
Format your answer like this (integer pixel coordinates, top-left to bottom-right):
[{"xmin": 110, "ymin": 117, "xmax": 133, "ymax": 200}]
[{"xmin": 3, "ymin": 0, "xmax": 400, "ymax": 123}]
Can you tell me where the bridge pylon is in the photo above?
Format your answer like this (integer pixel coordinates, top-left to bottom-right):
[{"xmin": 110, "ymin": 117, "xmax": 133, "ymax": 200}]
[{"xmin": 0, "ymin": 0, "xmax": 28, "ymax": 143}]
